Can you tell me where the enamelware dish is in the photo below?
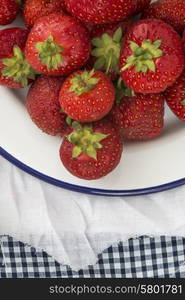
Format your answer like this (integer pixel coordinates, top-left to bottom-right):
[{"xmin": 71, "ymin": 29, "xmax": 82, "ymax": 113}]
[{"xmin": 0, "ymin": 4, "xmax": 185, "ymax": 196}]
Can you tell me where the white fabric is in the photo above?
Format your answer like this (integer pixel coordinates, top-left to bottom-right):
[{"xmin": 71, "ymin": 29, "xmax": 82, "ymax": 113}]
[{"xmin": 0, "ymin": 155, "xmax": 185, "ymax": 270}]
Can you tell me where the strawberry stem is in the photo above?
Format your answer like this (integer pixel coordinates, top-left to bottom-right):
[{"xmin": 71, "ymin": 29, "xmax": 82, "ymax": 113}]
[
  {"xmin": 69, "ymin": 70, "xmax": 100, "ymax": 96},
  {"xmin": 36, "ymin": 35, "xmax": 63, "ymax": 70},
  {"xmin": 91, "ymin": 27, "xmax": 123, "ymax": 74},
  {"xmin": 121, "ymin": 39, "xmax": 163, "ymax": 73},
  {"xmin": 1, "ymin": 46, "xmax": 36, "ymax": 87},
  {"xmin": 115, "ymin": 77, "xmax": 135, "ymax": 104},
  {"xmin": 67, "ymin": 124, "xmax": 108, "ymax": 160}
]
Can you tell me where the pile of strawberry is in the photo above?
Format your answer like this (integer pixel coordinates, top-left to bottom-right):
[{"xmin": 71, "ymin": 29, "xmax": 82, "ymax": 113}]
[{"xmin": 0, "ymin": 0, "xmax": 185, "ymax": 180}]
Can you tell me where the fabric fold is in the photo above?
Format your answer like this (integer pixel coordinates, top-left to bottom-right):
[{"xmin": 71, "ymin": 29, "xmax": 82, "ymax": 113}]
[{"xmin": 0, "ymin": 155, "xmax": 185, "ymax": 270}]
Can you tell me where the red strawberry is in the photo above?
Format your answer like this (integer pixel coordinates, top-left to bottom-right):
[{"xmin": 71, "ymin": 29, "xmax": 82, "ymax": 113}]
[
  {"xmin": 120, "ymin": 19, "xmax": 185, "ymax": 94},
  {"xmin": 26, "ymin": 75, "xmax": 68, "ymax": 136},
  {"xmin": 25, "ymin": 13, "xmax": 91, "ymax": 76},
  {"xmin": 65, "ymin": 0, "xmax": 137, "ymax": 25},
  {"xmin": 59, "ymin": 119, "xmax": 123, "ymax": 180},
  {"xmin": 110, "ymin": 92, "xmax": 165, "ymax": 140},
  {"xmin": 164, "ymin": 70, "xmax": 185, "ymax": 121},
  {"xmin": 142, "ymin": 0, "xmax": 185, "ymax": 34},
  {"xmin": 0, "ymin": 27, "xmax": 36, "ymax": 88},
  {"xmin": 86, "ymin": 19, "xmax": 132, "ymax": 81},
  {"xmin": 136, "ymin": 0, "xmax": 151, "ymax": 13},
  {"xmin": 183, "ymin": 31, "xmax": 185, "ymax": 49},
  {"xmin": 59, "ymin": 70, "xmax": 115, "ymax": 123},
  {"xmin": 90, "ymin": 20, "xmax": 132, "ymax": 41},
  {"xmin": 23, "ymin": 0, "xmax": 66, "ymax": 28},
  {"xmin": 0, "ymin": 0, "xmax": 19, "ymax": 25}
]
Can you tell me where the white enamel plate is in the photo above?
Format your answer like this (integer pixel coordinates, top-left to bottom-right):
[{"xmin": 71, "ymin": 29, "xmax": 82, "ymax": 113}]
[{"xmin": 0, "ymin": 9, "xmax": 185, "ymax": 196}]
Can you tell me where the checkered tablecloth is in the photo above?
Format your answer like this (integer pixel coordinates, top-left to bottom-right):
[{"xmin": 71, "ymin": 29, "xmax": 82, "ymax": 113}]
[{"xmin": 0, "ymin": 236, "xmax": 185, "ymax": 278}]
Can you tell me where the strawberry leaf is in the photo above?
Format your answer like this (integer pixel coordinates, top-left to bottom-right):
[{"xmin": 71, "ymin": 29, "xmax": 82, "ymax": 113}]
[
  {"xmin": 36, "ymin": 35, "xmax": 63, "ymax": 70},
  {"xmin": 1, "ymin": 46, "xmax": 36, "ymax": 87},
  {"xmin": 69, "ymin": 70, "xmax": 100, "ymax": 96},
  {"xmin": 67, "ymin": 125, "xmax": 108, "ymax": 160},
  {"xmin": 91, "ymin": 27, "xmax": 122, "ymax": 75},
  {"xmin": 121, "ymin": 39, "xmax": 163, "ymax": 73}
]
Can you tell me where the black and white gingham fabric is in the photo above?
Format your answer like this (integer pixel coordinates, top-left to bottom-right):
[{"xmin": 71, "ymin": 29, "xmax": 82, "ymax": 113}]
[{"xmin": 0, "ymin": 236, "xmax": 185, "ymax": 278}]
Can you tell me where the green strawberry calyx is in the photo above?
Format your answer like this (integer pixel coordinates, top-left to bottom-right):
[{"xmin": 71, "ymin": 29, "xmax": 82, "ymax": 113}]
[
  {"xmin": 69, "ymin": 70, "xmax": 100, "ymax": 96},
  {"xmin": 121, "ymin": 39, "xmax": 163, "ymax": 73},
  {"xmin": 181, "ymin": 99, "xmax": 185, "ymax": 105},
  {"xmin": 91, "ymin": 27, "xmax": 123, "ymax": 74},
  {"xmin": 36, "ymin": 35, "xmax": 64, "ymax": 70},
  {"xmin": 115, "ymin": 77, "xmax": 134, "ymax": 104},
  {"xmin": 1, "ymin": 46, "xmax": 36, "ymax": 87},
  {"xmin": 67, "ymin": 122, "xmax": 108, "ymax": 160}
]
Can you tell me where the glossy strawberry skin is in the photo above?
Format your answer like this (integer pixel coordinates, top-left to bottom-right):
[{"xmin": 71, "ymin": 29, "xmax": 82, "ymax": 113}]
[
  {"xmin": 65, "ymin": 0, "xmax": 137, "ymax": 25},
  {"xmin": 26, "ymin": 75, "xmax": 68, "ymax": 136},
  {"xmin": 0, "ymin": 27, "xmax": 29, "ymax": 59},
  {"xmin": 86, "ymin": 19, "xmax": 132, "ymax": 81},
  {"xmin": 142, "ymin": 0, "xmax": 185, "ymax": 34},
  {"xmin": 0, "ymin": 27, "xmax": 29, "ymax": 88},
  {"xmin": 164, "ymin": 71, "xmax": 185, "ymax": 121},
  {"xmin": 90, "ymin": 19, "xmax": 132, "ymax": 39},
  {"xmin": 120, "ymin": 19, "xmax": 185, "ymax": 94},
  {"xmin": 25, "ymin": 13, "xmax": 91, "ymax": 76},
  {"xmin": 59, "ymin": 70, "xmax": 115, "ymax": 123},
  {"xmin": 0, "ymin": 0, "xmax": 19, "ymax": 25},
  {"xmin": 110, "ymin": 93, "xmax": 165, "ymax": 140},
  {"xmin": 23, "ymin": 0, "xmax": 66, "ymax": 28},
  {"xmin": 60, "ymin": 119, "xmax": 123, "ymax": 180}
]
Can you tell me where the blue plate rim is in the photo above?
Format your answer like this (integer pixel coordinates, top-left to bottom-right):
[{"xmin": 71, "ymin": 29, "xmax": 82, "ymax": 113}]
[{"xmin": 0, "ymin": 146, "xmax": 185, "ymax": 197}]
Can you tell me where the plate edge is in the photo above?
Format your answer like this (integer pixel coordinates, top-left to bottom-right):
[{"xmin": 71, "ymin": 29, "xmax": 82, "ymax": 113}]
[{"xmin": 0, "ymin": 147, "xmax": 185, "ymax": 197}]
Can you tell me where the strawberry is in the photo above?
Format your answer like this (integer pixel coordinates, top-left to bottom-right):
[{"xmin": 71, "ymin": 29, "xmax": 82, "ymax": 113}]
[
  {"xmin": 142, "ymin": 0, "xmax": 185, "ymax": 34},
  {"xmin": 0, "ymin": 27, "xmax": 36, "ymax": 88},
  {"xmin": 164, "ymin": 70, "xmax": 185, "ymax": 121},
  {"xmin": 59, "ymin": 119, "xmax": 123, "ymax": 180},
  {"xmin": 26, "ymin": 75, "xmax": 68, "ymax": 135},
  {"xmin": 90, "ymin": 19, "xmax": 132, "ymax": 40},
  {"xmin": 136, "ymin": 0, "xmax": 151, "ymax": 13},
  {"xmin": 183, "ymin": 31, "xmax": 185, "ymax": 49},
  {"xmin": 23, "ymin": 0, "xmax": 66, "ymax": 28},
  {"xmin": 25, "ymin": 13, "xmax": 91, "ymax": 76},
  {"xmin": 59, "ymin": 70, "xmax": 115, "ymax": 123},
  {"xmin": 120, "ymin": 19, "xmax": 185, "ymax": 94},
  {"xmin": 0, "ymin": 0, "xmax": 19, "ymax": 25},
  {"xmin": 86, "ymin": 19, "xmax": 132, "ymax": 81},
  {"xmin": 110, "ymin": 92, "xmax": 165, "ymax": 140},
  {"xmin": 65, "ymin": 0, "xmax": 137, "ymax": 25}
]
